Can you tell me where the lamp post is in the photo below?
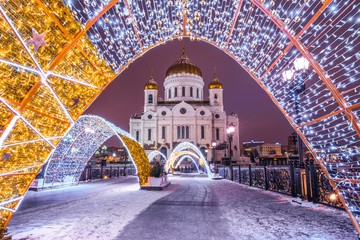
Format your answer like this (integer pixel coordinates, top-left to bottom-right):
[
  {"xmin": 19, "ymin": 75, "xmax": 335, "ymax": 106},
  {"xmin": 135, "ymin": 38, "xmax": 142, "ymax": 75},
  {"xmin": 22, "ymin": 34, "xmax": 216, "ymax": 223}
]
[
  {"xmin": 212, "ymin": 140, "xmax": 217, "ymax": 164},
  {"xmin": 227, "ymin": 123, "xmax": 235, "ymax": 181},
  {"xmin": 283, "ymin": 56, "xmax": 310, "ymax": 168},
  {"xmin": 204, "ymin": 149, "xmax": 209, "ymax": 173}
]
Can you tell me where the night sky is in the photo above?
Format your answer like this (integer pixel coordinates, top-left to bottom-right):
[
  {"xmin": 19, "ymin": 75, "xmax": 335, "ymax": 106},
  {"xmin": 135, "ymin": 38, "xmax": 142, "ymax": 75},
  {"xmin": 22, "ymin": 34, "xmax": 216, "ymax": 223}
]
[{"xmin": 85, "ymin": 39, "xmax": 294, "ymax": 147}]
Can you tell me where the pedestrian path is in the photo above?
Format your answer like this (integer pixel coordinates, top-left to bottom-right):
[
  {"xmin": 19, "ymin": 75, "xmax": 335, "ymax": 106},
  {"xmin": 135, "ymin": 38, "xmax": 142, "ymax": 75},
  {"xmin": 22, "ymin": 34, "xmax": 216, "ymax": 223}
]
[
  {"xmin": 8, "ymin": 175, "xmax": 357, "ymax": 240},
  {"xmin": 118, "ymin": 175, "xmax": 356, "ymax": 240}
]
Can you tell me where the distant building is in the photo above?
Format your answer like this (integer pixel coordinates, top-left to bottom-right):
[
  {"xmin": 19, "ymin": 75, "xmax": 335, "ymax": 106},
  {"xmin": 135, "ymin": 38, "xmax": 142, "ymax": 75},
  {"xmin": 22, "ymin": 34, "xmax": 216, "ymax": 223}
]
[
  {"xmin": 129, "ymin": 49, "xmax": 240, "ymax": 163},
  {"xmin": 243, "ymin": 141, "xmax": 282, "ymax": 157},
  {"xmin": 91, "ymin": 145, "xmax": 129, "ymax": 165},
  {"xmin": 260, "ymin": 143, "xmax": 282, "ymax": 156}
]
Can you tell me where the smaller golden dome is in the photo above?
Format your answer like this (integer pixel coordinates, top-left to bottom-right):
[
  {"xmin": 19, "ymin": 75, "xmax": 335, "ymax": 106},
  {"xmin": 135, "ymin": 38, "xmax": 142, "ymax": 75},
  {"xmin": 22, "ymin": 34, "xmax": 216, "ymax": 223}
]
[
  {"xmin": 209, "ymin": 73, "xmax": 223, "ymax": 89},
  {"xmin": 145, "ymin": 74, "xmax": 158, "ymax": 90}
]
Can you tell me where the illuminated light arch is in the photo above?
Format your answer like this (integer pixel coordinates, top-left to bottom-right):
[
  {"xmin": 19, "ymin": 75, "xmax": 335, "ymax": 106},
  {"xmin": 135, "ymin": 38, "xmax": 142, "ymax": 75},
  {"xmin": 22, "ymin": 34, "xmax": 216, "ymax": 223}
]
[
  {"xmin": 168, "ymin": 151, "xmax": 202, "ymax": 169},
  {"xmin": 166, "ymin": 142, "xmax": 213, "ymax": 178},
  {"xmin": 175, "ymin": 155, "xmax": 201, "ymax": 173},
  {"xmin": 42, "ymin": 115, "xmax": 151, "ymax": 189},
  {"xmin": 147, "ymin": 150, "xmax": 167, "ymax": 163},
  {"xmin": 0, "ymin": 0, "xmax": 359, "ymax": 233},
  {"xmin": 167, "ymin": 151, "xmax": 210, "ymax": 178}
]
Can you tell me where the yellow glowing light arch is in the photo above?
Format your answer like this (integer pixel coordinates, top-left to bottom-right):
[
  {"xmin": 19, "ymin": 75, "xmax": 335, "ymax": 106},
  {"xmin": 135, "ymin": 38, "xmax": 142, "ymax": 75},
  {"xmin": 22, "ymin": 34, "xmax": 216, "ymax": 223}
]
[
  {"xmin": 166, "ymin": 151, "xmax": 201, "ymax": 169},
  {"xmin": 166, "ymin": 151, "xmax": 209, "ymax": 177},
  {"xmin": 0, "ymin": 0, "xmax": 359, "ymax": 234}
]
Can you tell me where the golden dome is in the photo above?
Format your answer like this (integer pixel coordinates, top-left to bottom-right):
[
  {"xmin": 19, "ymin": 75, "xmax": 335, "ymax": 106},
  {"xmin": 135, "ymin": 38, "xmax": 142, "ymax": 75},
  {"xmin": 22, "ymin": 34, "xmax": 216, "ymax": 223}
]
[
  {"xmin": 209, "ymin": 73, "xmax": 223, "ymax": 89},
  {"xmin": 165, "ymin": 48, "xmax": 202, "ymax": 77},
  {"xmin": 145, "ymin": 74, "xmax": 158, "ymax": 90}
]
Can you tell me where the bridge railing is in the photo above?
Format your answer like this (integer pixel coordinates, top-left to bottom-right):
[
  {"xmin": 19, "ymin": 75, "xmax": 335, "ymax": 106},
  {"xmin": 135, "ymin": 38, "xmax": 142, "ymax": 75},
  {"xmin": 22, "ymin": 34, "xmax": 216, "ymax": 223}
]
[
  {"xmin": 218, "ymin": 162, "xmax": 343, "ymax": 209},
  {"xmin": 79, "ymin": 166, "xmax": 137, "ymax": 181}
]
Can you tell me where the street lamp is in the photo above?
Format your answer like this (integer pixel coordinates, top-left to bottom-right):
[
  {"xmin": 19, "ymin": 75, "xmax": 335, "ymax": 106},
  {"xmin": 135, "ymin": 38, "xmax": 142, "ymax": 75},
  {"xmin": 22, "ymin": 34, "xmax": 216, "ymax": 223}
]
[
  {"xmin": 283, "ymin": 56, "xmax": 310, "ymax": 168},
  {"xmin": 227, "ymin": 123, "xmax": 235, "ymax": 181},
  {"xmin": 211, "ymin": 140, "xmax": 217, "ymax": 164},
  {"xmin": 204, "ymin": 149, "xmax": 209, "ymax": 173}
]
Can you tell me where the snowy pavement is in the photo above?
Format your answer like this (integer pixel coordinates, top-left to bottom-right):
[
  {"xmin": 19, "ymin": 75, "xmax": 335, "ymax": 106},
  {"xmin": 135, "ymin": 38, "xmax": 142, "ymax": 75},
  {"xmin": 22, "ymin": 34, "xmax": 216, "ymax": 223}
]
[
  {"xmin": 8, "ymin": 175, "xmax": 357, "ymax": 240},
  {"xmin": 210, "ymin": 179, "xmax": 356, "ymax": 240},
  {"xmin": 8, "ymin": 176, "xmax": 175, "ymax": 240}
]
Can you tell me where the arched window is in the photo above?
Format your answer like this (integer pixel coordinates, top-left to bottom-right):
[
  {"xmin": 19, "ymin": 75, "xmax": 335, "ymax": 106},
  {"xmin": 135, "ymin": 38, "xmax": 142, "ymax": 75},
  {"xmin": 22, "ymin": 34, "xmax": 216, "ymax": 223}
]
[
  {"xmin": 148, "ymin": 94, "xmax": 153, "ymax": 103},
  {"xmin": 168, "ymin": 89, "xmax": 171, "ymax": 99},
  {"xmin": 136, "ymin": 131, "xmax": 140, "ymax": 142},
  {"xmin": 162, "ymin": 126, "xmax": 166, "ymax": 139},
  {"xmin": 177, "ymin": 126, "xmax": 180, "ymax": 139},
  {"xmin": 186, "ymin": 126, "xmax": 189, "ymax": 139},
  {"xmin": 196, "ymin": 88, "xmax": 199, "ymax": 98},
  {"xmin": 216, "ymin": 128, "xmax": 219, "ymax": 140},
  {"xmin": 182, "ymin": 126, "xmax": 185, "ymax": 139},
  {"xmin": 148, "ymin": 129, "xmax": 151, "ymax": 141},
  {"xmin": 214, "ymin": 94, "xmax": 218, "ymax": 99},
  {"xmin": 201, "ymin": 126, "xmax": 205, "ymax": 139},
  {"xmin": 175, "ymin": 87, "xmax": 178, "ymax": 97},
  {"xmin": 182, "ymin": 86, "xmax": 185, "ymax": 97},
  {"xmin": 190, "ymin": 87, "xmax": 193, "ymax": 97}
]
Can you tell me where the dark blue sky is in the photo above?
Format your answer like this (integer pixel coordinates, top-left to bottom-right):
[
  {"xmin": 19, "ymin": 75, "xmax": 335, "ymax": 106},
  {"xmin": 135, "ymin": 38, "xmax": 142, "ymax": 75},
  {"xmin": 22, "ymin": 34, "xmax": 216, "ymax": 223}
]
[{"xmin": 85, "ymin": 39, "xmax": 294, "ymax": 147}]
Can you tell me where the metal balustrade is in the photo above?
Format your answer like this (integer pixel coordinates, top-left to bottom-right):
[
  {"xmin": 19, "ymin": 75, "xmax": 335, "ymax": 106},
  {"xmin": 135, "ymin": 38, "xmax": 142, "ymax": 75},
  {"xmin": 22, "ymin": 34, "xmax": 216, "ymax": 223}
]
[
  {"xmin": 79, "ymin": 166, "xmax": 137, "ymax": 182},
  {"xmin": 218, "ymin": 163, "xmax": 343, "ymax": 209}
]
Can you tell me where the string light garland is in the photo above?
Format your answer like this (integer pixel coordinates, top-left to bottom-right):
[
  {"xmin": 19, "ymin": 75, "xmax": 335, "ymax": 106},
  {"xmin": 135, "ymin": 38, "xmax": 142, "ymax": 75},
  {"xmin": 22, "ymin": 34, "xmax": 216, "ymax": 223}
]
[{"xmin": 0, "ymin": 0, "xmax": 358, "ymax": 235}]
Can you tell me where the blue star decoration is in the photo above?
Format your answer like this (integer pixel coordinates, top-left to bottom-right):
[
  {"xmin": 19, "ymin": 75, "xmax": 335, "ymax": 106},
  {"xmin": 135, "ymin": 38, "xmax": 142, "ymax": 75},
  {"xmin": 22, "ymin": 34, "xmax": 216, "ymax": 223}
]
[
  {"xmin": 1, "ymin": 153, "xmax": 11, "ymax": 161},
  {"xmin": 71, "ymin": 97, "xmax": 83, "ymax": 107},
  {"xmin": 25, "ymin": 28, "xmax": 47, "ymax": 53}
]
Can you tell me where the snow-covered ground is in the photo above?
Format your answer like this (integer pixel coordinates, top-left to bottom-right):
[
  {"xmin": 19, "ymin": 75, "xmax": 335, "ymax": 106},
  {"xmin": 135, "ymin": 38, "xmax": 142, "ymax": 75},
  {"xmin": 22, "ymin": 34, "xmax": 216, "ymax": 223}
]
[
  {"xmin": 7, "ymin": 175, "xmax": 357, "ymax": 240},
  {"xmin": 212, "ymin": 179, "xmax": 356, "ymax": 240},
  {"xmin": 8, "ymin": 177, "xmax": 175, "ymax": 240}
]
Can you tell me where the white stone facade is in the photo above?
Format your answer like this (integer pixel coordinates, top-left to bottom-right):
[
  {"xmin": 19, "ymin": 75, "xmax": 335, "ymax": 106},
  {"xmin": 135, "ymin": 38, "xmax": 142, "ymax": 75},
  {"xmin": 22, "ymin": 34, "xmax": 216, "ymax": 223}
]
[{"xmin": 129, "ymin": 53, "xmax": 240, "ymax": 163}]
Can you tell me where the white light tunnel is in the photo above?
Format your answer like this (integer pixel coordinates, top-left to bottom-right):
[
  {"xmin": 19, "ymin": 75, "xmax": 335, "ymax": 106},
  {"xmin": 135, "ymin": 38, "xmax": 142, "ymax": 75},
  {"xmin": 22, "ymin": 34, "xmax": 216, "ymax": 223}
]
[{"xmin": 42, "ymin": 115, "xmax": 139, "ymax": 188}]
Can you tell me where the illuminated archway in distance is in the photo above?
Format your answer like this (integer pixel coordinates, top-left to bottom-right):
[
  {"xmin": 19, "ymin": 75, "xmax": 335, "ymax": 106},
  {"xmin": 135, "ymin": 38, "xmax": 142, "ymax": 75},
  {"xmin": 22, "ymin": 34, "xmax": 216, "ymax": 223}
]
[
  {"xmin": 147, "ymin": 150, "xmax": 168, "ymax": 163},
  {"xmin": 166, "ymin": 142, "xmax": 213, "ymax": 178},
  {"xmin": 175, "ymin": 155, "xmax": 201, "ymax": 173}
]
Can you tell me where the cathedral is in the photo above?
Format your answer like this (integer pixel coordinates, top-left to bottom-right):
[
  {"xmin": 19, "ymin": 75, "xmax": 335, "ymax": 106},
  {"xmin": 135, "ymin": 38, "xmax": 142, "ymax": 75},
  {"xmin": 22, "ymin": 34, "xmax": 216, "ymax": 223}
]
[{"xmin": 129, "ymin": 49, "xmax": 240, "ymax": 163}]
